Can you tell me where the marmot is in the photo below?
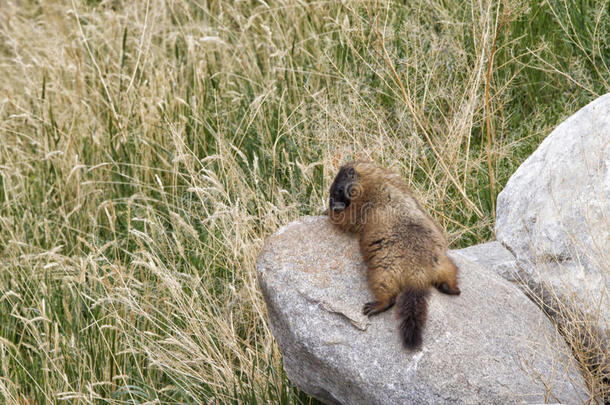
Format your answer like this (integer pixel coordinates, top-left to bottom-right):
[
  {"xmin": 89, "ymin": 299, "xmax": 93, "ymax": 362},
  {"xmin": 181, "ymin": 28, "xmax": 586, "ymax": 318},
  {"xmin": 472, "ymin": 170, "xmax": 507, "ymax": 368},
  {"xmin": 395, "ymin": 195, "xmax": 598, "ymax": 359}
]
[{"xmin": 328, "ymin": 160, "xmax": 460, "ymax": 349}]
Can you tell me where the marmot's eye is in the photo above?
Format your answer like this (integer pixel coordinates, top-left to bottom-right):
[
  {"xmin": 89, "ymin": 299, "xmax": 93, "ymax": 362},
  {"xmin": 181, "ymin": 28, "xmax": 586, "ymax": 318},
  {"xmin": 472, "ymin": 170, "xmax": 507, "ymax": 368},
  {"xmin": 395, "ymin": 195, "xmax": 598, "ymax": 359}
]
[{"xmin": 348, "ymin": 168, "xmax": 355, "ymax": 177}]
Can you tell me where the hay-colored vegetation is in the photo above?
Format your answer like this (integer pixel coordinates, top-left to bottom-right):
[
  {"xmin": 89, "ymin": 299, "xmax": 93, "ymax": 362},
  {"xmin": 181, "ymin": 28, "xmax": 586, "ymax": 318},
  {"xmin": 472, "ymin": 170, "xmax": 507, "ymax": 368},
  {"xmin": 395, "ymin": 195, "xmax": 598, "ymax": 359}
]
[{"xmin": 0, "ymin": 0, "xmax": 607, "ymax": 403}]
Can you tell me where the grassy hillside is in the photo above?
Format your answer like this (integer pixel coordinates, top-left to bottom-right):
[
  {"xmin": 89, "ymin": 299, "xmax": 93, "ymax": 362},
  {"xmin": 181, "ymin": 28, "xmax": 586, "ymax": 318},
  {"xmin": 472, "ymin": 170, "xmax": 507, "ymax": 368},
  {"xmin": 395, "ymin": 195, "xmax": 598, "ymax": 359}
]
[{"xmin": 0, "ymin": 0, "xmax": 608, "ymax": 403}]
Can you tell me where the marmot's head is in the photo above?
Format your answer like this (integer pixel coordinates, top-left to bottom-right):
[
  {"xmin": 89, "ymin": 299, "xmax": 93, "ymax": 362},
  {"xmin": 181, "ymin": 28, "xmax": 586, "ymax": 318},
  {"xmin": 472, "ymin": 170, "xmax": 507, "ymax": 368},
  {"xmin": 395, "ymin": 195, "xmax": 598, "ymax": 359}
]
[
  {"xmin": 329, "ymin": 163, "xmax": 358, "ymax": 213},
  {"xmin": 327, "ymin": 161, "xmax": 370, "ymax": 230}
]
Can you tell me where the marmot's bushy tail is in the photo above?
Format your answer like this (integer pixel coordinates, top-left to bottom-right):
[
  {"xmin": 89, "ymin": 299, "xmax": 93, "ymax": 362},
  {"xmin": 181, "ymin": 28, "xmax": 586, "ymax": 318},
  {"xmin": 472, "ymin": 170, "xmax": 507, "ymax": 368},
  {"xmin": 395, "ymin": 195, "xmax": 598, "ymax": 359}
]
[{"xmin": 397, "ymin": 287, "xmax": 429, "ymax": 350}]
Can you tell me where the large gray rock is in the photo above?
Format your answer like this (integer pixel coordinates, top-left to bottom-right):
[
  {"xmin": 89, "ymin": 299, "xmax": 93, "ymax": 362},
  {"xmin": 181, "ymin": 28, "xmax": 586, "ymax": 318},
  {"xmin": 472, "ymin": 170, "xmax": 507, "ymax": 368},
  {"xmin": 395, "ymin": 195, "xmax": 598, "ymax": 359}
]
[
  {"xmin": 495, "ymin": 94, "xmax": 609, "ymax": 373},
  {"xmin": 257, "ymin": 216, "xmax": 588, "ymax": 404}
]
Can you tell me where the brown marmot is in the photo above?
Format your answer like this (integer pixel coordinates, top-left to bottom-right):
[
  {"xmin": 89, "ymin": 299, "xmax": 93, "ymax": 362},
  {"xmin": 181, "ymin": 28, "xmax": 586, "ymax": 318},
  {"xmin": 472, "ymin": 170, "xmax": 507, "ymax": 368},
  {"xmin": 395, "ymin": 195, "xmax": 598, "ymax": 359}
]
[{"xmin": 327, "ymin": 160, "xmax": 460, "ymax": 349}]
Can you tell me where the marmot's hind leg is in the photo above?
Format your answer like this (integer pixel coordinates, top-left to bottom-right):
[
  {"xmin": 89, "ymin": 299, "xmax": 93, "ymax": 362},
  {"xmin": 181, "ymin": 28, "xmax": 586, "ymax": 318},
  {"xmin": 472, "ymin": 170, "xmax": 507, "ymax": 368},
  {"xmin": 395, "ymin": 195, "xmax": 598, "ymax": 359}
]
[
  {"xmin": 363, "ymin": 271, "xmax": 398, "ymax": 316},
  {"xmin": 363, "ymin": 296, "xmax": 395, "ymax": 316},
  {"xmin": 434, "ymin": 256, "xmax": 461, "ymax": 295}
]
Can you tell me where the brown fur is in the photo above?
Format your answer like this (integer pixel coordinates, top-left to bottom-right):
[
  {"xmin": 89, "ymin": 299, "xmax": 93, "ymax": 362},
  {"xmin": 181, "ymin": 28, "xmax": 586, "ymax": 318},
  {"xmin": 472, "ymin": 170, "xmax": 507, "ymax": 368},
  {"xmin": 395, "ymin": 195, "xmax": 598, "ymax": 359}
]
[{"xmin": 328, "ymin": 160, "xmax": 460, "ymax": 349}]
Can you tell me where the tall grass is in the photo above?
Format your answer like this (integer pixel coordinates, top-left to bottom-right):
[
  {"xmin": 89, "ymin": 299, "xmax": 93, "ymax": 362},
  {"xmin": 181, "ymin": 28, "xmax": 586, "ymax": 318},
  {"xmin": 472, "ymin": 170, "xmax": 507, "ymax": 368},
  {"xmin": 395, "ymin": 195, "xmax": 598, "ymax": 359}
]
[{"xmin": 0, "ymin": 0, "xmax": 607, "ymax": 403}]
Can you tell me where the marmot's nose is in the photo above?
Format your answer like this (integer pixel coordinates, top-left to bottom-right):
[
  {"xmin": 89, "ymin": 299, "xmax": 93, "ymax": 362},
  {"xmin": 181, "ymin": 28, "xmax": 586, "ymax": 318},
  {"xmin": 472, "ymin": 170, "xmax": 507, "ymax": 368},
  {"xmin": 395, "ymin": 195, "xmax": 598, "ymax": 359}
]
[{"xmin": 330, "ymin": 198, "xmax": 346, "ymax": 212}]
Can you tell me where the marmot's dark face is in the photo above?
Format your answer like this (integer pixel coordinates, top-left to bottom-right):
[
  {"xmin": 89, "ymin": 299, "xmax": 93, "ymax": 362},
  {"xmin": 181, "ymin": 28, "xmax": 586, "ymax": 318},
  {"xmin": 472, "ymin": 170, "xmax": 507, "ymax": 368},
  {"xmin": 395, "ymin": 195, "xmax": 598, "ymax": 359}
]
[{"xmin": 329, "ymin": 165, "xmax": 359, "ymax": 212}]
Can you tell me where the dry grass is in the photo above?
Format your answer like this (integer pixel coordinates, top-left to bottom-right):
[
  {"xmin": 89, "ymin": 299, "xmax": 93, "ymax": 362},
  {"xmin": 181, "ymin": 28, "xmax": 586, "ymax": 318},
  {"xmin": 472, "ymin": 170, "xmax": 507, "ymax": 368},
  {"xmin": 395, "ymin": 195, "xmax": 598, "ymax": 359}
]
[
  {"xmin": 0, "ymin": 0, "xmax": 608, "ymax": 403},
  {"xmin": 518, "ymin": 275, "xmax": 608, "ymax": 403},
  {"xmin": 518, "ymin": 244, "xmax": 609, "ymax": 402}
]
